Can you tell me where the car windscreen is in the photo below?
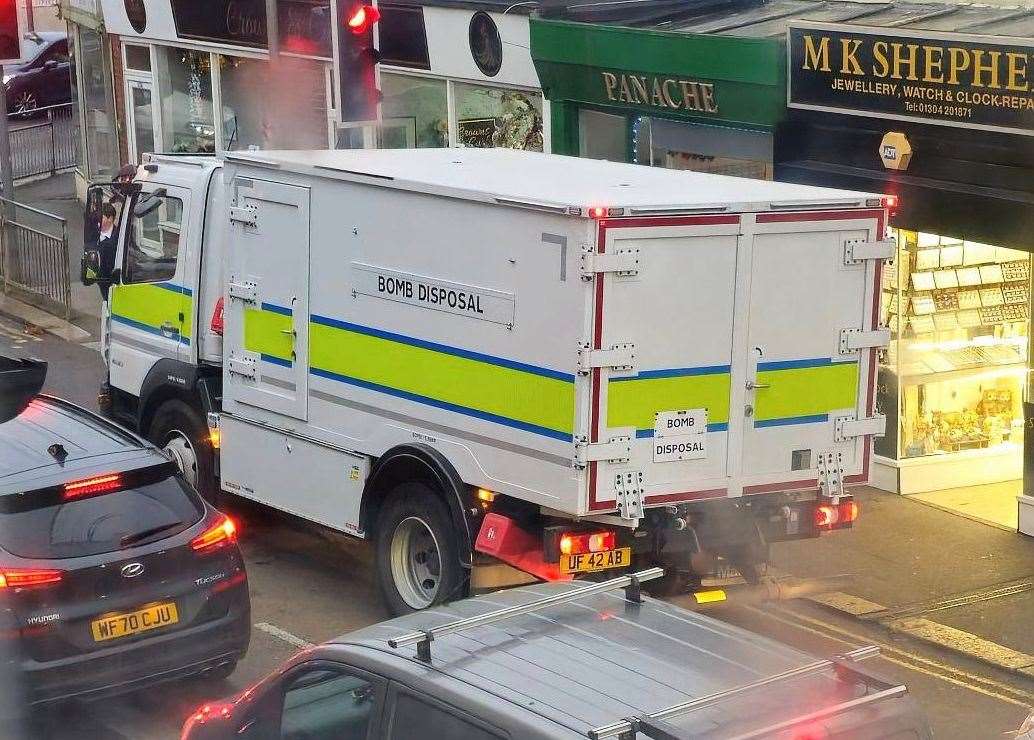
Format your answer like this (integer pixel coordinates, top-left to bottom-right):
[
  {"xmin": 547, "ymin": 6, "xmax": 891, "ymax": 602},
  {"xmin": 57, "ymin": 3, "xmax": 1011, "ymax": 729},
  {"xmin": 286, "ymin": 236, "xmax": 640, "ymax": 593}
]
[{"xmin": 0, "ymin": 471, "xmax": 204, "ymax": 559}]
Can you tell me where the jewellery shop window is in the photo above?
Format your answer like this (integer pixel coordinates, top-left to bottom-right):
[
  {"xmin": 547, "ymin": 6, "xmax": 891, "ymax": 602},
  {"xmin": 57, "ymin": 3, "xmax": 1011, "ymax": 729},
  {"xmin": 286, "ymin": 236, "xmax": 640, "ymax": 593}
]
[{"xmin": 877, "ymin": 229, "xmax": 1030, "ymax": 461}]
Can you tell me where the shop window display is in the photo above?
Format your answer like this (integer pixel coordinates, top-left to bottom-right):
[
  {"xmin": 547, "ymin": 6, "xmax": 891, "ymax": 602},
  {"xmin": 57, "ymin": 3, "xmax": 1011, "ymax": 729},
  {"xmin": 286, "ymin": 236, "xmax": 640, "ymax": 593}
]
[
  {"xmin": 156, "ymin": 47, "xmax": 215, "ymax": 153},
  {"xmin": 78, "ymin": 27, "xmax": 118, "ymax": 179},
  {"xmin": 377, "ymin": 73, "xmax": 447, "ymax": 149},
  {"xmin": 454, "ymin": 82, "xmax": 543, "ymax": 151},
  {"xmin": 877, "ymin": 229, "xmax": 1030, "ymax": 463}
]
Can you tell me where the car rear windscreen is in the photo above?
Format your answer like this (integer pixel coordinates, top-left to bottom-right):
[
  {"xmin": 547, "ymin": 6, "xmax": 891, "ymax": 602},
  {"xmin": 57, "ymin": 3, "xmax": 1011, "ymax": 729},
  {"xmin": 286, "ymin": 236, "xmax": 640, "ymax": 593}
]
[{"xmin": 0, "ymin": 474, "xmax": 204, "ymax": 559}]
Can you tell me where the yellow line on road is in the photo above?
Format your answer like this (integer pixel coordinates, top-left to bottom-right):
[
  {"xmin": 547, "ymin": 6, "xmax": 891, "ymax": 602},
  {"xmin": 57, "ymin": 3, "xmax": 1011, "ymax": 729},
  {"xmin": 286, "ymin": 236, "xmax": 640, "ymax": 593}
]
[{"xmin": 747, "ymin": 604, "xmax": 1034, "ymax": 709}]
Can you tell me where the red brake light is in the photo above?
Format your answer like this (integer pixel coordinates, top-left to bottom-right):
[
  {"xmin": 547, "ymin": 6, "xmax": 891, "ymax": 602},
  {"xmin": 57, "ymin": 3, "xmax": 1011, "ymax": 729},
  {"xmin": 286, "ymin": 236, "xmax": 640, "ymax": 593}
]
[
  {"xmin": 63, "ymin": 473, "xmax": 122, "ymax": 499},
  {"xmin": 814, "ymin": 503, "xmax": 838, "ymax": 529},
  {"xmin": 882, "ymin": 194, "xmax": 899, "ymax": 216},
  {"xmin": 210, "ymin": 296, "xmax": 224, "ymax": 336},
  {"xmin": 558, "ymin": 530, "xmax": 616, "ymax": 556},
  {"xmin": 0, "ymin": 568, "xmax": 63, "ymax": 589},
  {"xmin": 589, "ymin": 206, "xmax": 607, "ymax": 219},
  {"xmin": 346, "ymin": 4, "xmax": 380, "ymax": 34},
  {"xmin": 191, "ymin": 515, "xmax": 238, "ymax": 552},
  {"xmin": 838, "ymin": 499, "xmax": 859, "ymax": 524}
]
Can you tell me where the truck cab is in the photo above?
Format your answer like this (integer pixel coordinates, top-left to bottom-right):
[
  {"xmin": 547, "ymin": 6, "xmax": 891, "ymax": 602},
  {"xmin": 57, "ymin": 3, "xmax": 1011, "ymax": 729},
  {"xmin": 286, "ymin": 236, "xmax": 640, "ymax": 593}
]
[{"xmin": 84, "ymin": 155, "xmax": 225, "ymax": 499}]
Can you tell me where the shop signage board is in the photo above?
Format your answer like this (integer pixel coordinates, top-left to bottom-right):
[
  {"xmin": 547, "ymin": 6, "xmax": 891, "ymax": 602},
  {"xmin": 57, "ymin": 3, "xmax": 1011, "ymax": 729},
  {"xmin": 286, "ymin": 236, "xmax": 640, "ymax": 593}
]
[
  {"xmin": 788, "ymin": 21, "xmax": 1034, "ymax": 136},
  {"xmin": 601, "ymin": 72, "xmax": 718, "ymax": 115},
  {"xmin": 169, "ymin": 0, "xmax": 333, "ymax": 57}
]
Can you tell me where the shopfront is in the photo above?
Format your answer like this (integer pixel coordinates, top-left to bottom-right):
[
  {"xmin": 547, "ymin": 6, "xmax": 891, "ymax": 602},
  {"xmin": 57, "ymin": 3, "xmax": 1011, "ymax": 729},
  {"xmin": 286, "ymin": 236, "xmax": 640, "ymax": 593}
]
[
  {"xmin": 59, "ymin": 0, "xmax": 120, "ymax": 194},
  {"xmin": 97, "ymin": 0, "xmax": 547, "ymax": 161},
  {"xmin": 781, "ymin": 15, "xmax": 1034, "ymax": 531},
  {"xmin": 530, "ymin": 15, "xmax": 785, "ymax": 176}
]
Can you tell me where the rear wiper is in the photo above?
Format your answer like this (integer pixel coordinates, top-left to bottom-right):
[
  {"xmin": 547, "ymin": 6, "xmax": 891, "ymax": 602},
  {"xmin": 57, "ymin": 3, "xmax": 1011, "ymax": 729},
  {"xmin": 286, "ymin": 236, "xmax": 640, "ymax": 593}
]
[{"xmin": 120, "ymin": 522, "xmax": 181, "ymax": 548}]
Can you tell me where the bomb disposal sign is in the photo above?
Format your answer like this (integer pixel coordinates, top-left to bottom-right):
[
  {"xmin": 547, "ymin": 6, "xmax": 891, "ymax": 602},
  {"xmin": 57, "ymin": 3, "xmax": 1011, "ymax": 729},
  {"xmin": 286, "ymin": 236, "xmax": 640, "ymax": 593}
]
[{"xmin": 653, "ymin": 409, "xmax": 708, "ymax": 463}]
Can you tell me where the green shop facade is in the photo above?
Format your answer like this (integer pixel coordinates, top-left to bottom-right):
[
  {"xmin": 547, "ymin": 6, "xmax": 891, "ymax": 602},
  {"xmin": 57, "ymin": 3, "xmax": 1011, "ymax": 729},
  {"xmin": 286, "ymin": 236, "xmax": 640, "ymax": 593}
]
[{"xmin": 530, "ymin": 18, "xmax": 785, "ymax": 178}]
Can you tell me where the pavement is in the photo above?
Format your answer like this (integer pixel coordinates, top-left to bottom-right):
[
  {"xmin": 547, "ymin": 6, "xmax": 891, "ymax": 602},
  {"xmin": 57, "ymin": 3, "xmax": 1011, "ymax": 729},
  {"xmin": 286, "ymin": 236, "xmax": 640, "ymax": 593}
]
[{"xmin": 2, "ymin": 304, "xmax": 1034, "ymax": 738}]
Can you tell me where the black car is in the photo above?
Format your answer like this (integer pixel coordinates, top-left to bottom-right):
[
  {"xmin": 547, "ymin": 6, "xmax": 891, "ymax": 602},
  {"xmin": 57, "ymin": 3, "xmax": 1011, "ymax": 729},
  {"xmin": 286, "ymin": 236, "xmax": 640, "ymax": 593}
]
[
  {"xmin": 3, "ymin": 32, "xmax": 71, "ymax": 116},
  {"xmin": 0, "ymin": 361, "xmax": 250, "ymax": 716}
]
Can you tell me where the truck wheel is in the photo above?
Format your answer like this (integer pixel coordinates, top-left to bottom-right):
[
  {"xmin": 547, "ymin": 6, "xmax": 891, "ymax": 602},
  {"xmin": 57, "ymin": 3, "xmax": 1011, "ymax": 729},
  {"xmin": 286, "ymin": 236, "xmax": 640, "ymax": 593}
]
[
  {"xmin": 376, "ymin": 483, "xmax": 464, "ymax": 615},
  {"xmin": 149, "ymin": 400, "xmax": 218, "ymax": 505}
]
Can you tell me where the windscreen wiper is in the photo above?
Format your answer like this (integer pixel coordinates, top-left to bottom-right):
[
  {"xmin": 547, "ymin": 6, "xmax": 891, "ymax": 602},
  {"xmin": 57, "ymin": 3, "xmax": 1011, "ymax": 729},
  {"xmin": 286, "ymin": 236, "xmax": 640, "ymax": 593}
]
[{"xmin": 120, "ymin": 521, "xmax": 181, "ymax": 548}]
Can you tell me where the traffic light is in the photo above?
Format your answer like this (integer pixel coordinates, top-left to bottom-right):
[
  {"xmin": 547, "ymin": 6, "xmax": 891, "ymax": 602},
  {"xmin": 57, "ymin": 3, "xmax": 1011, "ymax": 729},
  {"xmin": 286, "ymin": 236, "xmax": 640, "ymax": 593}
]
[
  {"xmin": 334, "ymin": 0, "xmax": 381, "ymax": 124},
  {"xmin": 0, "ymin": 0, "xmax": 24, "ymax": 64}
]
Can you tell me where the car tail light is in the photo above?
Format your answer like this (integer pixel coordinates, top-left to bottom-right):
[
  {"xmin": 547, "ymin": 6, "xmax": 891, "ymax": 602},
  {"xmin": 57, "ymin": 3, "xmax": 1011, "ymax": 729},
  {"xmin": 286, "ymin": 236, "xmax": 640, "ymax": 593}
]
[
  {"xmin": 0, "ymin": 568, "xmax": 63, "ymax": 589},
  {"xmin": 191, "ymin": 514, "xmax": 238, "ymax": 553},
  {"xmin": 210, "ymin": 296, "xmax": 224, "ymax": 336},
  {"xmin": 63, "ymin": 473, "xmax": 122, "ymax": 499},
  {"xmin": 559, "ymin": 530, "xmax": 616, "ymax": 556}
]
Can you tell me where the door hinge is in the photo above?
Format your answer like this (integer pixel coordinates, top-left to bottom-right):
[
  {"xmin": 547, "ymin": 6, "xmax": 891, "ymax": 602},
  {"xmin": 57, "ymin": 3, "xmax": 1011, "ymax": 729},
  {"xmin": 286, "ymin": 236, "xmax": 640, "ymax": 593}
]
[
  {"xmin": 614, "ymin": 470, "xmax": 645, "ymax": 521},
  {"xmin": 574, "ymin": 430, "xmax": 634, "ymax": 468},
  {"xmin": 228, "ymin": 280, "xmax": 258, "ymax": 304},
  {"xmin": 229, "ymin": 205, "xmax": 258, "ymax": 227},
  {"xmin": 833, "ymin": 414, "xmax": 886, "ymax": 442},
  {"xmin": 839, "ymin": 327, "xmax": 890, "ymax": 355},
  {"xmin": 843, "ymin": 238, "xmax": 895, "ymax": 266},
  {"xmin": 578, "ymin": 342, "xmax": 637, "ymax": 375},
  {"xmin": 228, "ymin": 354, "xmax": 257, "ymax": 380},
  {"xmin": 581, "ymin": 248, "xmax": 639, "ymax": 280},
  {"xmin": 817, "ymin": 451, "xmax": 844, "ymax": 500}
]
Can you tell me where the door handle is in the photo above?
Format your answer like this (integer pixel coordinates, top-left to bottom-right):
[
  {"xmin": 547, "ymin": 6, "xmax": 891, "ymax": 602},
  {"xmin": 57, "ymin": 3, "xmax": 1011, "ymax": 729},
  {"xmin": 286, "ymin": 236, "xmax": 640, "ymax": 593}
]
[{"xmin": 746, "ymin": 381, "xmax": 770, "ymax": 390}]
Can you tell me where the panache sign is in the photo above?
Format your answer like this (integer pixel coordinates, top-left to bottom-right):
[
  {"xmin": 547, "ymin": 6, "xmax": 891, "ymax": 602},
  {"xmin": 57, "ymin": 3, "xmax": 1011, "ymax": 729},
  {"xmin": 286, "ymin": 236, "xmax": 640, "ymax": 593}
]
[
  {"xmin": 788, "ymin": 22, "xmax": 1034, "ymax": 135},
  {"xmin": 601, "ymin": 72, "xmax": 718, "ymax": 115}
]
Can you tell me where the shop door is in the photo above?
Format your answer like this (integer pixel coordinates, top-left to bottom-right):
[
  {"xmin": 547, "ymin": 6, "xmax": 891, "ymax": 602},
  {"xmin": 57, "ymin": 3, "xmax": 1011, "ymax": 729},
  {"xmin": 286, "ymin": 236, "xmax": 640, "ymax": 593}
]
[
  {"xmin": 127, "ymin": 80, "xmax": 156, "ymax": 164},
  {"xmin": 737, "ymin": 216, "xmax": 878, "ymax": 490}
]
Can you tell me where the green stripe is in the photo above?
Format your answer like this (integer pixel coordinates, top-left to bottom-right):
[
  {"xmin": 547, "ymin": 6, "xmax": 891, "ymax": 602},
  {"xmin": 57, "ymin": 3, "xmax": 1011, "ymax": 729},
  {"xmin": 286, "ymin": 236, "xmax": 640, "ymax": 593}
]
[
  {"xmin": 755, "ymin": 363, "xmax": 859, "ymax": 422},
  {"xmin": 308, "ymin": 322, "xmax": 575, "ymax": 436},
  {"xmin": 110, "ymin": 283, "xmax": 192, "ymax": 338},
  {"xmin": 244, "ymin": 308, "xmax": 293, "ymax": 361},
  {"xmin": 608, "ymin": 374, "xmax": 731, "ymax": 431}
]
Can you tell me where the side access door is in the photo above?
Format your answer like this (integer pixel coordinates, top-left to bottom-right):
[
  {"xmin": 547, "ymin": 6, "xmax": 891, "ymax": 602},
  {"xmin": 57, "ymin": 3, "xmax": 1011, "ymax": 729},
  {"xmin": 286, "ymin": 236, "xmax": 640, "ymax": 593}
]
[
  {"xmin": 108, "ymin": 185, "xmax": 193, "ymax": 396},
  {"xmin": 736, "ymin": 210, "xmax": 888, "ymax": 495},
  {"xmin": 223, "ymin": 177, "xmax": 310, "ymax": 421}
]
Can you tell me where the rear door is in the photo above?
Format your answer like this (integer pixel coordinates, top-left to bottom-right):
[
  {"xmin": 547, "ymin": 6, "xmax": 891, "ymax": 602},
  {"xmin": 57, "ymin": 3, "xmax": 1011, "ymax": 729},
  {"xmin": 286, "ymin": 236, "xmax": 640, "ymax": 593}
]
[
  {"xmin": 738, "ymin": 210, "xmax": 886, "ymax": 494},
  {"xmin": 224, "ymin": 177, "xmax": 310, "ymax": 421},
  {"xmin": 588, "ymin": 215, "xmax": 743, "ymax": 513}
]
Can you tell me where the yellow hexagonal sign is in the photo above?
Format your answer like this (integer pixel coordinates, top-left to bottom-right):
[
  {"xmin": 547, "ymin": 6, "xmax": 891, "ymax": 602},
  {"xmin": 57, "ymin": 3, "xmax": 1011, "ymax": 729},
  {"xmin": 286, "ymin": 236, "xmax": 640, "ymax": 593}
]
[{"xmin": 879, "ymin": 132, "xmax": 912, "ymax": 171}]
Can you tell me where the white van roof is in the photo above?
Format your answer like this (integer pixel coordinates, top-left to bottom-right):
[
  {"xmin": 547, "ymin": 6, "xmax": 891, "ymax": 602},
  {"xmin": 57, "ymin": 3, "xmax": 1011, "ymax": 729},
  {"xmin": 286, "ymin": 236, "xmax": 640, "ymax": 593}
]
[{"xmin": 223, "ymin": 148, "xmax": 880, "ymax": 216}]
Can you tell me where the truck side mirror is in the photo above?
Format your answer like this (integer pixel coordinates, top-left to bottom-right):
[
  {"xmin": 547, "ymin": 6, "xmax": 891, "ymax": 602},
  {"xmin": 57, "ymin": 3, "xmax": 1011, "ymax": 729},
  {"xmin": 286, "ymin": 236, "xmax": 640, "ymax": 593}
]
[{"xmin": 133, "ymin": 187, "xmax": 168, "ymax": 218}]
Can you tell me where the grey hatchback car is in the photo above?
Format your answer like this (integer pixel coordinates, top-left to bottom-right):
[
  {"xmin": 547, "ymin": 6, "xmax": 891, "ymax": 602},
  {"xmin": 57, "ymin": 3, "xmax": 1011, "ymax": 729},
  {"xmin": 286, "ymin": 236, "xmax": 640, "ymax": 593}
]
[
  {"xmin": 0, "ymin": 358, "xmax": 250, "ymax": 715},
  {"xmin": 182, "ymin": 570, "xmax": 932, "ymax": 740}
]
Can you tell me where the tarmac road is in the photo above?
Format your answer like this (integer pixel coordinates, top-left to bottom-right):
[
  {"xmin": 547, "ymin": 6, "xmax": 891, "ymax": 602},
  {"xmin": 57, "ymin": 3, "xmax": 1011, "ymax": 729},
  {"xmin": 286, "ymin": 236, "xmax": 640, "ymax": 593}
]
[{"xmin": 2, "ymin": 314, "xmax": 1030, "ymax": 739}]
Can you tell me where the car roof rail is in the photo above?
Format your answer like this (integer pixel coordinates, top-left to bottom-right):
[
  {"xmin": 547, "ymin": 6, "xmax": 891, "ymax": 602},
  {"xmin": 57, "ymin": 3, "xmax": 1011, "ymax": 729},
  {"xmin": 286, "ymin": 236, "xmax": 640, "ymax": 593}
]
[
  {"xmin": 387, "ymin": 567, "xmax": 664, "ymax": 662},
  {"xmin": 588, "ymin": 645, "xmax": 904, "ymax": 740},
  {"xmin": 0, "ymin": 356, "xmax": 46, "ymax": 424}
]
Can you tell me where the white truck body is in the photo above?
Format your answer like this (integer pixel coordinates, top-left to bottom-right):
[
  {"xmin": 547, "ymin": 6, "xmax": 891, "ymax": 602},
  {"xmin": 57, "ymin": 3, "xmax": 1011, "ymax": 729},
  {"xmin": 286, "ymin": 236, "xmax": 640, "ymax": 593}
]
[{"xmin": 208, "ymin": 149, "xmax": 886, "ymax": 527}]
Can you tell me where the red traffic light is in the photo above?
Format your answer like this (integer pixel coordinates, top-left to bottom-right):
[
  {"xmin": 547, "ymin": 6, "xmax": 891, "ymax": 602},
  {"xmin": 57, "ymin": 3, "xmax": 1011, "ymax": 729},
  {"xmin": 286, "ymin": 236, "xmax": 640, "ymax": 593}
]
[{"xmin": 346, "ymin": 4, "xmax": 380, "ymax": 35}]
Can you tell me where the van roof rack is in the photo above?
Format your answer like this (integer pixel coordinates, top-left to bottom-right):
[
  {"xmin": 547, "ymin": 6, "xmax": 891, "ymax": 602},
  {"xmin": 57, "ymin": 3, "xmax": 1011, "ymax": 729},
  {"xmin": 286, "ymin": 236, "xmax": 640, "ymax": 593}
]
[
  {"xmin": 588, "ymin": 644, "xmax": 905, "ymax": 740},
  {"xmin": 387, "ymin": 567, "xmax": 664, "ymax": 662}
]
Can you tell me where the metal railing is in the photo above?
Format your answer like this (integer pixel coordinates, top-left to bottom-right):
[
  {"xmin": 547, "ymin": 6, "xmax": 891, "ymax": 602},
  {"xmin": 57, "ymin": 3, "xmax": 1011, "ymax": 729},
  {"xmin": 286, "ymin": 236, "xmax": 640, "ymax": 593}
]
[
  {"xmin": 8, "ymin": 102, "xmax": 78, "ymax": 182},
  {"xmin": 0, "ymin": 197, "xmax": 71, "ymax": 319}
]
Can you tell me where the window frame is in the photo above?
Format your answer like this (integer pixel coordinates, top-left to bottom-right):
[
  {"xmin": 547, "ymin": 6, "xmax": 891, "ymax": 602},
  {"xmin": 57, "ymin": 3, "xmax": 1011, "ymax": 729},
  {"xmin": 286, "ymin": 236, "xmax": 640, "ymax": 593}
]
[
  {"xmin": 244, "ymin": 659, "xmax": 389, "ymax": 740},
  {"xmin": 120, "ymin": 187, "xmax": 188, "ymax": 286}
]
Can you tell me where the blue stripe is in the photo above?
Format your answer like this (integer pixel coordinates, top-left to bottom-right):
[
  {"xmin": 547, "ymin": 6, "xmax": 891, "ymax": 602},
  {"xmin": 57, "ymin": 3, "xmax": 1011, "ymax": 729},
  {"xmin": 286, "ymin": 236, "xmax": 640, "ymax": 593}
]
[
  {"xmin": 611, "ymin": 364, "xmax": 731, "ymax": 382},
  {"xmin": 261, "ymin": 354, "xmax": 293, "ymax": 367},
  {"xmin": 310, "ymin": 366, "xmax": 572, "ymax": 441},
  {"xmin": 635, "ymin": 423, "xmax": 727, "ymax": 438},
  {"xmin": 310, "ymin": 315, "xmax": 575, "ymax": 383},
  {"xmin": 111, "ymin": 314, "xmax": 190, "ymax": 346},
  {"xmin": 758, "ymin": 358, "xmax": 836, "ymax": 371},
  {"xmin": 154, "ymin": 282, "xmax": 192, "ymax": 296},
  {"xmin": 261, "ymin": 302, "xmax": 293, "ymax": 316},
  {"xmin": 754, "ymin": 413, "xmax": 829, "ymax": 428}
]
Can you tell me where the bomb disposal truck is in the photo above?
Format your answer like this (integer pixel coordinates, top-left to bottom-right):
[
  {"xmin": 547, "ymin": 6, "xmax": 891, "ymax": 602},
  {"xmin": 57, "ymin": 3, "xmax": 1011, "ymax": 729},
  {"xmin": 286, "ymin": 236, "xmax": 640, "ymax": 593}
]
[{"xmin": 82, "ymin": 149, "xmax": 891, "ymax": 614}]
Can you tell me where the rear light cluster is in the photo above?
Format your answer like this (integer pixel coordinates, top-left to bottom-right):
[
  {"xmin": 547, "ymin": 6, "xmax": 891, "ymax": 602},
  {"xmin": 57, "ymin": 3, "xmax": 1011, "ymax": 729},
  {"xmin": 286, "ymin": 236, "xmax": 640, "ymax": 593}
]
[
  {"xmin": 0, "ymin": 568, "xmax": 62, "ymax": 589},
  {"xmin": 210, "ymin": 296, "xmax": 225, "ymax": 336},
  {"xmin": 63, "ymin": 473, "xmax": 122, "ymax": 499},
  {"xmin": 191, "ymin": 514, "xmax": 238, "ymax": 553},
  {"xmin": 814, "ymin": 499, "xmax": 859, "ymax": 531},
  {"xmin": 559, "ymin": 530, "xmax": 615, "ymax": 556}
]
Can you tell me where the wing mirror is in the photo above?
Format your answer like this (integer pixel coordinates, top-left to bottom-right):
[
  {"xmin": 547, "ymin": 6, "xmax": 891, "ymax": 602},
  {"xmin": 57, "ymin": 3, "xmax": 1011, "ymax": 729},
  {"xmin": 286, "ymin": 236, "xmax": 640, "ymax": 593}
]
[{"xmin": 133, "ymin": 187, "xmax": 168, "ymax": 218}]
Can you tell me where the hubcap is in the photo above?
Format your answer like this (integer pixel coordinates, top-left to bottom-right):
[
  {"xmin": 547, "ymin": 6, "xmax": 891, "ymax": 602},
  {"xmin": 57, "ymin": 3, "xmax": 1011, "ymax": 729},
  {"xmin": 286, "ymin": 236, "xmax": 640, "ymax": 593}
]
[
  {"xmin": 15, "ymin": 92, "xmax": 36, "ymax": 113},
  {"xmin": 163, "ymin": 431, "xmax": 199, "ymax": 489},
  {"xmin": 390, "ymin": 516, "xmax": 442, "ymax": 609}
]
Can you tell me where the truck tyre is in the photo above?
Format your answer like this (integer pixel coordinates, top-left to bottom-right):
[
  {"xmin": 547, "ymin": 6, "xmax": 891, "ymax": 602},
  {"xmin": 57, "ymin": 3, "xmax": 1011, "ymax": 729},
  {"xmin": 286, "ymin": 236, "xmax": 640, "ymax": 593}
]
[
  {"xmin": 149, "ymin": 400, "xmax": 218, "ymax": 505},
  {"xmin": 376, "ymin": 482, "xmax": 465, "ymax": 615}
]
